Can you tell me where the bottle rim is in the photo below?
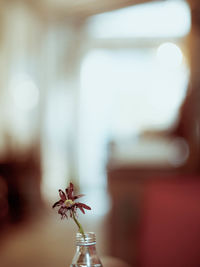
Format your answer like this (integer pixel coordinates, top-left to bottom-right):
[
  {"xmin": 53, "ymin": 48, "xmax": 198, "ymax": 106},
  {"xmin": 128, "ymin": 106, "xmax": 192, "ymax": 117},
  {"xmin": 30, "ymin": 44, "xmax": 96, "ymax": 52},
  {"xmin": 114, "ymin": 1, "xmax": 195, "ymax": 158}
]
[{"xmin": 76, "ymin": 232, "xmax": 96, "ymax": 246}]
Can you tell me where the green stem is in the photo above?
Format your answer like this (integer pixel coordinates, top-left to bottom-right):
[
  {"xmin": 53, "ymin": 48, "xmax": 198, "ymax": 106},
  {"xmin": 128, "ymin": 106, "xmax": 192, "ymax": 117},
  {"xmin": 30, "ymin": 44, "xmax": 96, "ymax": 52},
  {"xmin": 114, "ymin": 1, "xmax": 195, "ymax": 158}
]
[{"xmin": 72, "ymin": 212, "xmax": 85, "ymax": 239}]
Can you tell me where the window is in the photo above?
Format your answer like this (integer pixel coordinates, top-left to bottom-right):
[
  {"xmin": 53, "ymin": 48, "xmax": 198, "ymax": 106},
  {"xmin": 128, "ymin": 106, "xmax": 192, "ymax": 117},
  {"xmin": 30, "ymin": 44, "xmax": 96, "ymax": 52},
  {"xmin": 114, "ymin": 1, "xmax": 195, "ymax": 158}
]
[{"xmin": 78, "ymin": 1, "xmax": 191, "ymax": 208}]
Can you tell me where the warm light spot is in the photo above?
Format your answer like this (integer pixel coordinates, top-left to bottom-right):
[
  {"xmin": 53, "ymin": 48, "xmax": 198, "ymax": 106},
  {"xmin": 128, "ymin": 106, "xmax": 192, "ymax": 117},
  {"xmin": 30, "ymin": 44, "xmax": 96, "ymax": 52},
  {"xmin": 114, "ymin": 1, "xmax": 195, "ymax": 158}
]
[{"xmin": 156, "ymin": 42, "xmax": 183, "ymax": 68}]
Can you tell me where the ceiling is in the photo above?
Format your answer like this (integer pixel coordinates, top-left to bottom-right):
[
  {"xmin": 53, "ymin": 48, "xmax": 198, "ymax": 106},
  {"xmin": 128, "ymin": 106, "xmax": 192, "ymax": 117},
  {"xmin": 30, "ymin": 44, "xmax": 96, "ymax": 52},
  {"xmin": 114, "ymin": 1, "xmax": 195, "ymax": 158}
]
[{"xmin": 28, "ymin": 0, "xmax": 163, "ymax": 19}]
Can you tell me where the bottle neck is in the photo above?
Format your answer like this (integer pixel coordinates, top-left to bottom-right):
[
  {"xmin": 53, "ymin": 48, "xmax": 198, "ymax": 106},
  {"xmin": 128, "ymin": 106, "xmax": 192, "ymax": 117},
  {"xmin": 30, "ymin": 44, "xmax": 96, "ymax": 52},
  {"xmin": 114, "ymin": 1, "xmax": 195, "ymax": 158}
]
[
  {"xmin": 75, "ymin": 232, "xmax": 98, "ymax": 259},
  {"xmin": 71, "ymin": 232, "xmax": 103, "ymax": 266},
  {"xmin": 76, "ymin": 232, "xmax": 96, "ymax": 246}
]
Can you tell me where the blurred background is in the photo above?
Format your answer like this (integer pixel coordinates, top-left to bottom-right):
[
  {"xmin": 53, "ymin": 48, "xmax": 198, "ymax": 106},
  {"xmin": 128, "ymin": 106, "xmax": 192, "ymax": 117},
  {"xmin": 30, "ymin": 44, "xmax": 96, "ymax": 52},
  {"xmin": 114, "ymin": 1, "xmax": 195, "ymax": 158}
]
[{"xmin": 0, "ymin": 0, "xmax": 200, "ymax": 266}]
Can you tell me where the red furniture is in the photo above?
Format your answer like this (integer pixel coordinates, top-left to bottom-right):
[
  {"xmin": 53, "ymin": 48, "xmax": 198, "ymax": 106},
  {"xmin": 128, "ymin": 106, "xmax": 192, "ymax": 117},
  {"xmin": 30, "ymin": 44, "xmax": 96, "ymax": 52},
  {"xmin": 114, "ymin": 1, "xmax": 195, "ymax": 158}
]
[{"xmin": 139, "ymin": 177, "xmax": 200, "ymax": 267}]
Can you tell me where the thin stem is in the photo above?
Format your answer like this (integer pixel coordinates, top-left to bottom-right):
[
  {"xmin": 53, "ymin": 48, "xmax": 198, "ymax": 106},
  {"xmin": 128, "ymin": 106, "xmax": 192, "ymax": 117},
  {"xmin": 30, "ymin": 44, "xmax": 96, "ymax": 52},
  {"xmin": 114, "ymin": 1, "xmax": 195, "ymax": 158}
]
[{"xmin": 72, "ymin": 212, "xmax": 85, "ymax": 239}]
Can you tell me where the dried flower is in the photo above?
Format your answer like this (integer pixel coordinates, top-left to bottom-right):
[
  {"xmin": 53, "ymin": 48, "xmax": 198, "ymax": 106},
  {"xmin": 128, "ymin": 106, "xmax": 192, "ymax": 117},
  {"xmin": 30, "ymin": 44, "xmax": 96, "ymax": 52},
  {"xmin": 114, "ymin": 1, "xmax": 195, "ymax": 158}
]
[{"xmin": 52, "ymin": 182, "xmax": 91, "ymax": 237}]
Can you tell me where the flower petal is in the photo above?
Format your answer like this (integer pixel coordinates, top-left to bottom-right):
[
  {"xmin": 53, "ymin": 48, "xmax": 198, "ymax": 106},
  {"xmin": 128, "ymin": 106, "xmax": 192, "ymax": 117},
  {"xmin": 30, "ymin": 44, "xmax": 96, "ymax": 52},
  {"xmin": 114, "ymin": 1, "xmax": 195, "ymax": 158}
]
[
  {"xmin": 58, "ymin": 207, "xmax": 68, "ymax": 219},
  {"xmin": 59, "ymin": 189, "xmax": 66, "ymax": 201},
  {"xmin": 58, "ymin": 207, "xmax": 64, "ymax": 215},
  {"xmin": 52, "ymin": 200, "xmax": 63, "ymax": 208},
  {"xmin": 53, "ymin": 183, "xmax": 91, "ymax": 220},
  {"xmin": 68, "ymin": 182, "xmax": 74, "ymax": 200},
  {"xmin": 70, "ymin": 210, "xmax": 73, "ymax": 217},
  {"xmin": 78, "ymin": 206, "xmax": 85, "ymax": 214},
  {"xmin": 77, "ymin": 202, "xmax": 91, "ymax": 210},
  {"xmin": 65, "ymin": 188, "xmax": 69, "ymax": 199}
]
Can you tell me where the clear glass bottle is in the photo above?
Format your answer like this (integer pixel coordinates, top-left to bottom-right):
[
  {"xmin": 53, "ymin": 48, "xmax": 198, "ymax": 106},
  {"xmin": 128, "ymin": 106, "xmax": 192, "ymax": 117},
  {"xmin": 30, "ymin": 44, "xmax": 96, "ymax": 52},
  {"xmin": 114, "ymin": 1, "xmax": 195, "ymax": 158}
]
[{"xmin": 70, "ymin": 232, "xmax": 103, "ymax": 267}]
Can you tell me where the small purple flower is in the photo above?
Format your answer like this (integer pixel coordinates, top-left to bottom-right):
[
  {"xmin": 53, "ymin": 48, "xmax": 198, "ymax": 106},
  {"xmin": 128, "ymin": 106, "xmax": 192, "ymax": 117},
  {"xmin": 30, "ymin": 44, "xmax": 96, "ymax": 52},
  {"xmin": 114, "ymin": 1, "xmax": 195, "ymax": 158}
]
[{"xmin": 52, "ymin": 182, "xmax": 91, "ymax": 219}]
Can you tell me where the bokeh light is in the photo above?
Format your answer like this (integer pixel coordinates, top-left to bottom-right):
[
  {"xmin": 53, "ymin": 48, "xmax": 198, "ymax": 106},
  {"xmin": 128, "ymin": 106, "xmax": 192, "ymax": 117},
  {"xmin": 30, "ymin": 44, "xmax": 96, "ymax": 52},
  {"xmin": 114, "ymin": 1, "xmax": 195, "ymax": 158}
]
[{"xmin": 156, "ymin": 42, "xmax": 183, "ymax": 68}]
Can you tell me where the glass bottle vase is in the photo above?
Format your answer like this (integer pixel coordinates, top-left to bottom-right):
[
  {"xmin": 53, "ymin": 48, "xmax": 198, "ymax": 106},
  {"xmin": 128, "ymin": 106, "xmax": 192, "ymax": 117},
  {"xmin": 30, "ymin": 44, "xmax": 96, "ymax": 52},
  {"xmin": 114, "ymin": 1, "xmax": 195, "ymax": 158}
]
[{"xmin": 70, "ymin": 232, "xmax": 103, "ymax": 267}]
